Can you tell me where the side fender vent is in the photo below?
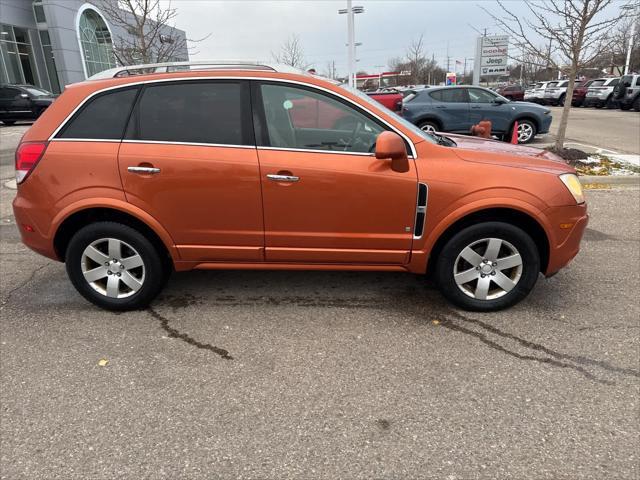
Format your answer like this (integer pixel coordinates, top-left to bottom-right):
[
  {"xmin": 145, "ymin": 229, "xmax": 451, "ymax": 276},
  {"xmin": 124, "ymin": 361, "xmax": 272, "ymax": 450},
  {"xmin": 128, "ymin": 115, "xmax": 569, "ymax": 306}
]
[{"xmin": 413, "ymin": 183, "xmax": 428, "ymax": 239}]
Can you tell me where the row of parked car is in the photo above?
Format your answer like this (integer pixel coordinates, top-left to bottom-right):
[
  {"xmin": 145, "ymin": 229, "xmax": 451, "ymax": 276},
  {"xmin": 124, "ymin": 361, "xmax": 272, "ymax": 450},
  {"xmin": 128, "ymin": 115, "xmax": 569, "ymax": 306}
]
[{"xmin": 494, "ymin": 74, "xmax": 640, "ymax": 111}]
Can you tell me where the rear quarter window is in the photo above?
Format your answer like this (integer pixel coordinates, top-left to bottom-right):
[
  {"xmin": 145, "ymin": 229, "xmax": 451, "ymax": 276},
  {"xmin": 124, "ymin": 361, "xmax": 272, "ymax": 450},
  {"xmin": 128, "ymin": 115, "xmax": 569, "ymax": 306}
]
[{"xmin": 57, "ymin": 87, "xmax": 138, "ymax": 140}]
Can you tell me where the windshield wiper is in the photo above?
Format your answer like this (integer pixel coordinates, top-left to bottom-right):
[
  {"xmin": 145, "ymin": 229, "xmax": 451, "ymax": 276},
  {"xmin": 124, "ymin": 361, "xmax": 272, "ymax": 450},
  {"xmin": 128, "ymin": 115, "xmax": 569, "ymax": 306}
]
[{"xmin": 429, "ymin": 132, "xmax": 456, "ymax": 147}]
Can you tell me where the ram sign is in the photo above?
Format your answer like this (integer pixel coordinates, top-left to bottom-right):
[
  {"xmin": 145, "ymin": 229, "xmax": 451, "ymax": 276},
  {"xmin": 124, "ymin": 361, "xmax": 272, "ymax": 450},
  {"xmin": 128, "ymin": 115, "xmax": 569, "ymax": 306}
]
[{"xmin": 473, "ymin": 35, "xmax": 509, "ymax": 84}]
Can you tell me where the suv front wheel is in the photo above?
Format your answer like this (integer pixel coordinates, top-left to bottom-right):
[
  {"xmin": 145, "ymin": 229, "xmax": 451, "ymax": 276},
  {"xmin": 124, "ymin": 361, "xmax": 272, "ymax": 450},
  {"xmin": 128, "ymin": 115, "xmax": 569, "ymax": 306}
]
[
  {"xmin": 65, "ymin": 222, "xmax": 168, "ymax": 311},
  {"xmin": 435, "ymin": 222, "xmax": 540, "ymax": 311}
]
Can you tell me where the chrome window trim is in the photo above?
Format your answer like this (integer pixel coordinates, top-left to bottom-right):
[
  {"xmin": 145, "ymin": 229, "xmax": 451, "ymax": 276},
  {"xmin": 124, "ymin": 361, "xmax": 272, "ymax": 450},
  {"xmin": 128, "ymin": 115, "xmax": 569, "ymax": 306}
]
[
  {"xmin": 50, "ymin": 138, "xmax": 121, "ymax": 143},
  {"xmin": 48, "ymin": 76, "xmax": 418, "ymax": 157},
  {"xmin": 258, "ymin": 146, "xmax": 375, "ymax": 157},
  {"xmin": 121, "ymin": 139, "xmax": 255, "ymax": 149}
]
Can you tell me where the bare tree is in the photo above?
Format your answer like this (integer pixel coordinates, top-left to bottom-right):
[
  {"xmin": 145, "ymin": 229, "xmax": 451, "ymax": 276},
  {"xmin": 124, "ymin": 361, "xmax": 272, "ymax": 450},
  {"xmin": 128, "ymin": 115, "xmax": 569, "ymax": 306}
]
[
  {"xmin": 100, "ymin": 0, "xmax": 204, "ymax": 65},
  {"xmin": 484, "ymin": 0, "xmax": 625, "ymax": 150},
  {"xmin": 405, "ymin": 35, "xmax": 428, "ymax": 84},
  {"xmin": 272, "ymin": 34, "xmax": 309, "ymax": 69}
]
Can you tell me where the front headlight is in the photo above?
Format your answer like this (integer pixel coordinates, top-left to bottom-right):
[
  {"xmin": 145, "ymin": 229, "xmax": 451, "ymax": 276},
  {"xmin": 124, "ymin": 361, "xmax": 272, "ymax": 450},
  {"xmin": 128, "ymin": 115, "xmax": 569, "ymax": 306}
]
[{"xmin": 559, "ymin": 173, "xmax": 585, "ymax": 204}]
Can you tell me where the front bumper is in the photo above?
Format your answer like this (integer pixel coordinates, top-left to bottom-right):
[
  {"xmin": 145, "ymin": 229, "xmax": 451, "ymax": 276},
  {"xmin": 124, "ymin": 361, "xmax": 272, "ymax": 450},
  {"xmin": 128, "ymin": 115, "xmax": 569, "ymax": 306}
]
[
  {"xmin": 539, "ymin": 114, "xmax": 553, "ymax": 134},
  {"xmin": 544, "ymin": 204, "xmax": 589, "ymax": 276}
]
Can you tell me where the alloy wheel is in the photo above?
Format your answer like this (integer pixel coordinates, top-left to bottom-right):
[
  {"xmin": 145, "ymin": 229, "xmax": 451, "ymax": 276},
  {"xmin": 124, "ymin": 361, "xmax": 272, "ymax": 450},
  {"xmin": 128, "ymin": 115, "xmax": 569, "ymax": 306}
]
[
  {"xmin": 453, "ymin": 237, "xmax": 523, "ymax": 300},
  {"xmin": 517, "ymin": 123, "xmax": 534, "ymax": 143},
  {"xmin": 420, "ymin": 123, "xmax": 437, "ymax": 133},
  {"xmin": 81, "ymin": 238, "xmax": 145, "ymax": 298}
]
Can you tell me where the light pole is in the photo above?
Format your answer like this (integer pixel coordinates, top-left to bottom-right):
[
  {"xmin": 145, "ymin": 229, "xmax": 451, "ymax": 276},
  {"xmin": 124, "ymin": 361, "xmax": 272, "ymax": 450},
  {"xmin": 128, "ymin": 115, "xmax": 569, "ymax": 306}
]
[
  {"xmin": 338, "ymin": 1, "xmax": 364, "ymax": 88},
  {"xmin": 622, "ymin": 4, "xmax": 638, "ymax": 75}
]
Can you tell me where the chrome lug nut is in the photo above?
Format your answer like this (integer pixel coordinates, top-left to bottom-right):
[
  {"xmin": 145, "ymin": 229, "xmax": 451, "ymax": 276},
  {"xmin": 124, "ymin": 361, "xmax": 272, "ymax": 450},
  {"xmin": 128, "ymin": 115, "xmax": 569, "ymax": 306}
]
[{"xmin": 107, "ymin": 270, "xmax": 112, "ymax": 275}]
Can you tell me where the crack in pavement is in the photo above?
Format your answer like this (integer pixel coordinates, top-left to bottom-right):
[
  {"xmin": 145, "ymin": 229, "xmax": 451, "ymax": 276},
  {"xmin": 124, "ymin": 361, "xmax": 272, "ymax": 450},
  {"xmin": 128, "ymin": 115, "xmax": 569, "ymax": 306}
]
[
  {"xmin": 440, "ymin": 310, "xmax": 640, "ymax": 381},
  {"xmin": 1, "ymin": 263, "xmax": 49, "ymax": 303},
  {"xmin": 147, "ymin": 307, "xmax": 233, "ymax": 360}
]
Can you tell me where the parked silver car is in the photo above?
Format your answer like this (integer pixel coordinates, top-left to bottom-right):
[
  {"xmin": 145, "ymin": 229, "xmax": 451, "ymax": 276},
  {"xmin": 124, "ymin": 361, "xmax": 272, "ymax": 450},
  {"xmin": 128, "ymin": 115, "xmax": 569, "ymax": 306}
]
[
  {"xmin": 613, "ymin": 74, "xmax": 640, "ymax": 111},
  {"xmin": 584, "ymin": 77, "xmax": 620, "ymax": 108},
  {"xmin": 543, "ymin": 80, "xmax": 573, "ymax": 106},
  {"xmin": 524, "ymin": 81, "xmax": 551, "ymax": 104}
]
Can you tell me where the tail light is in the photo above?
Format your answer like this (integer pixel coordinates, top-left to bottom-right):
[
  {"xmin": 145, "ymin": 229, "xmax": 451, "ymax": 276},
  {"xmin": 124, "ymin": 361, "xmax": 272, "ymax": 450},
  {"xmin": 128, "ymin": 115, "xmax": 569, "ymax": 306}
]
[{"xmin": 15, "ymin": 141, "xmax": 48, "ymax": 184}]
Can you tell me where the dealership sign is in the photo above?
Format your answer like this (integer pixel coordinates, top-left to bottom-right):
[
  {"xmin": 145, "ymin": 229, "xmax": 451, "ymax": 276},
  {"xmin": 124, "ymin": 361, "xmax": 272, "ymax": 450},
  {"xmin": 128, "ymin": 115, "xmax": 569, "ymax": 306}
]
[{"xmin": 473, "ymin": 35, "xmax": 509, "ymax": 83}]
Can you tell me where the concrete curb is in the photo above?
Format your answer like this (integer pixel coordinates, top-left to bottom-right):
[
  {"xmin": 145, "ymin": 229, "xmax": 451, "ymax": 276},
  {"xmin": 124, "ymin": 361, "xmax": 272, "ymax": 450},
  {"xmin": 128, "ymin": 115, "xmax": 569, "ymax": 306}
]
[{"xmin": 579, "ymin": 175, "xmax": 639, "ymax": 185}]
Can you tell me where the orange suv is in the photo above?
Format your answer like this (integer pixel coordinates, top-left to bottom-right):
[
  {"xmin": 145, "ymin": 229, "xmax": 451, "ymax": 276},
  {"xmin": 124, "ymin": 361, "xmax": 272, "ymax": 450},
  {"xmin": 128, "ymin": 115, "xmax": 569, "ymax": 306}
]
[{"xmin": 12, "ymin": 61, "xmax": 588, "ymax": 311}]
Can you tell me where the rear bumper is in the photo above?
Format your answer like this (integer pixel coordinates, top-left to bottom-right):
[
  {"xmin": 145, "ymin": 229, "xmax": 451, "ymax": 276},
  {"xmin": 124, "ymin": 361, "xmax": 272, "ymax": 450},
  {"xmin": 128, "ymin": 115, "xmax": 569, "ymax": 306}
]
[
  {"xmin": 544, "ymin": 205, "xmax": 589, "ymax": 276},
  {"xmin": 12, "ymin": 194, "xmax": 59, "ymax": 261}
]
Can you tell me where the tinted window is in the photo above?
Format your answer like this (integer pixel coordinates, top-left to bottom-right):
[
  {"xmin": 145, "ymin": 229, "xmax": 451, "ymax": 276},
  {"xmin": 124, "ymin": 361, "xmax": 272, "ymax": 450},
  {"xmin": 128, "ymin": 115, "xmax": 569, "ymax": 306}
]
[
  {"xmin": 590, "ymin": 79, "xmax": 606, "ymax": 87},
  {"xmin": 258, "ymin": 83, "xmax": 385, "ymax": 153},
  {"xmin": 58, "ymin": 87, "xmax": 138, "ymax": 139},
  {"xmin": 636, "ymin": 77, "xmax": 640, "ymax": 87},
  {"xmin": 620, "ymin": 75, "xmax": 633, "ymax": 87},
  {"xmin": 0, "ymin": 87, "xmax": 21, "ymax": 99},
  {"xmin": 608, "ymin": 78, "xmax": 619, "ymax": 86},
  {"xmin": 468, "ymin": 88, "xmax": 496, "ymax": 103},
  {"xmin": 134, "ymin": 82, "xmax": 248, "ymax": 145},
  {"xmin": 429, "ymin": 89, "xmax": 467, "ymax": 103}
]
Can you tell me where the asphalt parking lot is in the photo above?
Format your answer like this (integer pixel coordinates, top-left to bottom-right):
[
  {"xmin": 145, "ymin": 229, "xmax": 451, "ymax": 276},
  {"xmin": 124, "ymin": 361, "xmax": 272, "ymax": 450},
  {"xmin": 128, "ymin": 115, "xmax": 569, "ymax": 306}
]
[
  {"xmin": 1, "ymin": 124, "xmax": 639, "ymax": 479},
  {"xmin": 530, "ymin": 106, "xmax": 640, "ymax": 154}
]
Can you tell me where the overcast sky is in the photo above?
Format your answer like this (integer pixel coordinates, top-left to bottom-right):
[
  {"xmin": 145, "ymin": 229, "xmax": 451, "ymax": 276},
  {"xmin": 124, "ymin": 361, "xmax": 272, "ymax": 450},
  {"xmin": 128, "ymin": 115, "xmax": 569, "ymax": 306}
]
[{"xmin": 165, "ymin": 0, "xmax": 627, "ymax": 76}]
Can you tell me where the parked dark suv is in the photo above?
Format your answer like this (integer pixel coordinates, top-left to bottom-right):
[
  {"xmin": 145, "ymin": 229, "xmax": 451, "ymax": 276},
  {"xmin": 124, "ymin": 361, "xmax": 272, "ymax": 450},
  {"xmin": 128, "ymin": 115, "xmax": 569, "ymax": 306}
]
[
  {"xmin": 0, "ymin": 84, "xmax": 56, "ymax": 125},
  {"xmin": 614, "ymin": 74, "xmax": 640, "ymax": 111},
  {"xmin": 402, "ymin": 86, "xmax": 552, "ymax": 144}
]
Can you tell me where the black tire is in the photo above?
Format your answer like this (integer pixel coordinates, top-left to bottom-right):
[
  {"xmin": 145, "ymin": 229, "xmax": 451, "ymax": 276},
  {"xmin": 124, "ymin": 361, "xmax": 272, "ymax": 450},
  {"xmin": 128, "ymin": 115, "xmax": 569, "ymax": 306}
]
[
  {"xmin": 605, "ymin": 94, "xmax": 616, "ymax": 109},
  {"xmin": 1, "ymin": 120, "xmax": 16, "ymax": 126},
  {"xmin": 514, "ymin": 119, "xmax": 537, "ymax": 144},
  {"xmin": 418, "ymin": 120, "xmax": 440, "ymax": 133},
  {"xmin": 65, "ymin": 221, "xmax": 168, "ymax": 311},
  {"xmin": 633, "ymin": 97, "xmax": 640, "ymax": 112},
  {"xmin": 557, "ymin": 93, "xmax": 566, "ymax": 106},
  {"xmin": 620, "ymin": 104, "xmax": 631, "ymax": 111},
  {"xmin": 434, "ymin": 222, "xmax": 540, "ymax": 311}
]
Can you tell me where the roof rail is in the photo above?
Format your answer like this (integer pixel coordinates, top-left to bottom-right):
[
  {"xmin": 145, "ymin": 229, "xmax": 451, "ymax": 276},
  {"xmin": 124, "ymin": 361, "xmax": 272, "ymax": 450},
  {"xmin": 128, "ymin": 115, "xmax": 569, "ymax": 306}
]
[{"xmin": 88, "ymin": 60, "xmax": 306, "ymax": 80}]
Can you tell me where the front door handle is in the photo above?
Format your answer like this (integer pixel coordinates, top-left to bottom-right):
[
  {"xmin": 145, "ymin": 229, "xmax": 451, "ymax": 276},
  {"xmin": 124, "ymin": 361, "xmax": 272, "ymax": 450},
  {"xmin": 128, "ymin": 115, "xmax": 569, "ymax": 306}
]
[
  {"xmin": 128, "ymin": 166, "xmax": 160, "ymax": 174},
  {"xmin": 267, "ymin": 174, "xmax": 299, "ymax": 182}
]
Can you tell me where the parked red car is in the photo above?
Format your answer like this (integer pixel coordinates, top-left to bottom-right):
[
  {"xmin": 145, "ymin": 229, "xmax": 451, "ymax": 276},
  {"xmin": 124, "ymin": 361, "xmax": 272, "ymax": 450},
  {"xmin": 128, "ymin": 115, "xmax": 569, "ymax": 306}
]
[
  {"xmin": 367, "ymin": 91, "xmax": 403, "ymax": 113},
  {"xmin": 571, "ymin": 79, "xmax": 594, "ymax": 107},
  {"xmin": 495, "ymin": 85, "xmax": 525, "ymax": 101}
]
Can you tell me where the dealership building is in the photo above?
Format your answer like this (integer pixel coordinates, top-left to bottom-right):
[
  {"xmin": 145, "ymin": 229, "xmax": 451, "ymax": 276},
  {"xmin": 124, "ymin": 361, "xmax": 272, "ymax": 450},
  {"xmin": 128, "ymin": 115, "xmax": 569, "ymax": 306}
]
[{"xmin": 0, "ymin": 0, "xmax": 188, "ymax": 93}]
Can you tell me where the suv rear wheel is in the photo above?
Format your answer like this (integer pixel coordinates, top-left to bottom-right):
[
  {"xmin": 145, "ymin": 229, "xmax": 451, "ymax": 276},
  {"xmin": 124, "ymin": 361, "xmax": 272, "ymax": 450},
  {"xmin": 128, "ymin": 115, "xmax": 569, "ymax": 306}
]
[
  {"xmin": 65, "ymin": 222, "xmax": 168, "ymax": 311},
  {"xmin": 633, "ymin": 96, "xmax": 640, "ymax": 112},
  {"xmin": 435, "ymin": 222, "xmax": 540, "ymax": 311}
]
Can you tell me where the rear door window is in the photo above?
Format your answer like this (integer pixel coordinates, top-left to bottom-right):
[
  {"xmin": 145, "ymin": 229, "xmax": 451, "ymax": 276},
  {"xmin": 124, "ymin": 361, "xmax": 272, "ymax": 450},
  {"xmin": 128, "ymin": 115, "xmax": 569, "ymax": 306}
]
[
  {"xmin": 130, "ymin": 81, "xmax": 251, "ymax": 145},
  {"xmin": 57, "ymin": 87, "xmax": 138, "ymax": 140},
  {"xmin": 429, "ymin": 89, "xmax": 467, "ymax": 103}
]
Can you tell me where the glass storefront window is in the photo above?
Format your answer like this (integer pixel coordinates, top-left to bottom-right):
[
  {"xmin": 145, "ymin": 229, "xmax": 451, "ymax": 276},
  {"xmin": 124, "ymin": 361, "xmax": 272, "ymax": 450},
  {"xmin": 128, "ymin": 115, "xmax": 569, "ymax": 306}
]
[
  {"xmin": 38, "ymin": 30, "xmax": 61, "ymax": 93},
  {"xmin": 78, "ymin": 9, "xmax": 116, "ymax": 77}
]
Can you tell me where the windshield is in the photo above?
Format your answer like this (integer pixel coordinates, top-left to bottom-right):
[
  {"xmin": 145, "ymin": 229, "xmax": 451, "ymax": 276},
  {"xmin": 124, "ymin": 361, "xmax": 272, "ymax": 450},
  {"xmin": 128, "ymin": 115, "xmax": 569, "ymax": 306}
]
[
  {"xmin": 23, "ymin": 87, "xmax": 52, "ymax": 97},
  {"xmin": 346, "ymin": 87, "xmax": 438, "ymax": 144},
  {"xmin": 547, "ymin": 82, "xmax": 559, "ymax": 88}
]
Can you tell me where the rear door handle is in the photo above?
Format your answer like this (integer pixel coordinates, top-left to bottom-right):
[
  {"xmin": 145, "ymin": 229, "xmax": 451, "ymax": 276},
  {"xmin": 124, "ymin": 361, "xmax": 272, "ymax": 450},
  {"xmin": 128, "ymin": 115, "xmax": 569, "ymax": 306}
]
[
  {"xmin": 267, "ymin": 174, "xmax": 299, "ymax": 182},
  {"xmin": 128, "ymin": 166, "xmax": 160, "ymax": 174}
]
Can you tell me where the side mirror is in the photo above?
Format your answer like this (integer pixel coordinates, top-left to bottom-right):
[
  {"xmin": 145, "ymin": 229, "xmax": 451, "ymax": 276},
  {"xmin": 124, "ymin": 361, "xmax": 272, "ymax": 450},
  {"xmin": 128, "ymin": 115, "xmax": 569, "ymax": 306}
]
[
  {"xmin": 375, "ymin": 131, "xmax": 409, "ymax": 173},
  {"xmin": 20, "ymin": 93, "xmax": 29, "ymax": 99},
  {"xmin": 493, "ymin": 97, "xmax": 507, "ymax": 105}
]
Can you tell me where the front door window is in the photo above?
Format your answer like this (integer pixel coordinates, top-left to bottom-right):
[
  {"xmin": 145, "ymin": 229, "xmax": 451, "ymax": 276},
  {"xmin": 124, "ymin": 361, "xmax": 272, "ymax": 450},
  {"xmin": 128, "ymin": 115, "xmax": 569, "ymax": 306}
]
[{"xmin": 258, "ymin": 83, "xmax": 385, "ymax": 153}]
